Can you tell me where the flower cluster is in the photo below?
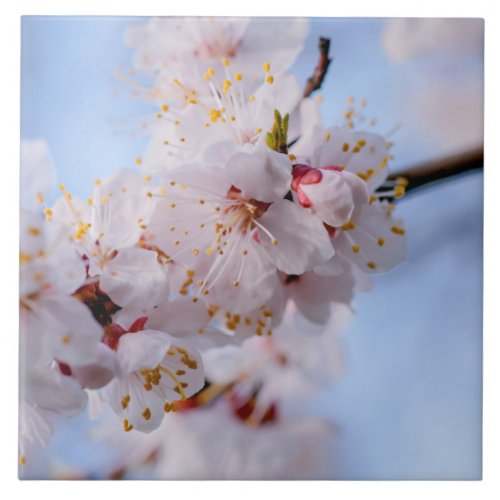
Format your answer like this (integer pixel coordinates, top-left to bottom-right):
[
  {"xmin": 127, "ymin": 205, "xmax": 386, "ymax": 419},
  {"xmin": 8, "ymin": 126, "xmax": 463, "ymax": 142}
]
[{"xmin": 19, "ymin": 17, "xmax": 407, "ymax": 477}]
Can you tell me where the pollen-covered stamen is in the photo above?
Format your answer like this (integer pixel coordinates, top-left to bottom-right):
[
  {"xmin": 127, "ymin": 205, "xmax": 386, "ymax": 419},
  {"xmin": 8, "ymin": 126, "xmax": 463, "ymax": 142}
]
[
  {"xmin": 338, "ymin": 96, "xmax": 372, "ymax": 130},
  {"xmin": 373, "ymin": 175, "xmax": 408, "ymax": 201}
]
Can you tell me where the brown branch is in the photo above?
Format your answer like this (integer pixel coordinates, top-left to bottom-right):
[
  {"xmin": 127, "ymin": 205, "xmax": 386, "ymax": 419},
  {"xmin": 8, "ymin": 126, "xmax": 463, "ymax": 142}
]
[
  {"xmin": 387, "ymin": 147, "xmax": 483, "ymax": 196},
  {"xmin": 303, "ymin": 37, "xmax": 333, "ymax": 98}
]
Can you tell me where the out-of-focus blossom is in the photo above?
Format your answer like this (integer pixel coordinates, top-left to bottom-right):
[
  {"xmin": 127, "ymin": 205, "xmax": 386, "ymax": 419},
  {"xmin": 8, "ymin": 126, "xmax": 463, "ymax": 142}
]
[
  {"xmin": 382, "ymin": 18, "xmax": 484, "ymax": 155},
  {"xmin": 204, "ymin": 303, "xmax": 348, "ymax": 409},
  {"xmin": 154, "ymin": 403, "xmax": 336, "ymax": 480},
  {"xmin": 50, "ymin": 170, "xmax": 168, "ymax": 309},
  {"xmin": 125, "ymin": 17, "xmax": 308, "ymax": 107},
  {"xmin": 20, "ymin": 139, "xmax": 56, "ymax": 212},
  {"xmin": 383, "ymin": 18, "xmax": 483, "ymax": 64}
]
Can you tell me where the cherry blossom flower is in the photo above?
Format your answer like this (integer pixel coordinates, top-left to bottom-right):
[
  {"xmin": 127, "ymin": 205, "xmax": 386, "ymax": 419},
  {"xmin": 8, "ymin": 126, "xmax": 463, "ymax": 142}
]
[
  {"xmin": 141, "ymin": 69, "xmax": 302, "ymax": 173},
  {"xmin": 20, "ymin": 139, "xmax": 56, "ymax": 212},
  {"xmin": 383, "ymin": 18, "xmax": 483, "ymax": 64},
  {"xmin": 50, "ymin": 170, "xmax": 168, "ymax": 308},
  {"xmin": 101, "ymin": 318, "xmax": 204, "ymax": 433},
  {"xmin": 146, "ymin": 144, "xmax": 333, "ymax": 314},
  {"xmin": 20, "ymin": 211, "xmax": 103, "ymax": 367},
  {"xmin": 124, "ymin": 17, "xmax": 308, "ymax": 106},
  {"xmin": 153, "ymin": 403, "xmax": 335, "ymax": 480},
  {"xmin": 291, "ymin": 123, "xmax": 407, "ymax": 274},
  {"xmin": 204, "ymin": 303, "xmax": 349, "ymax": 412}
]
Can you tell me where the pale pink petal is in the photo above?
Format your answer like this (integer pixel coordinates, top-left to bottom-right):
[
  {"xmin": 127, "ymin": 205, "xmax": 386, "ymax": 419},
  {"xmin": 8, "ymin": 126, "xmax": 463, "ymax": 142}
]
[
  {"xmin": 258, "ymin": 199, "xmax": 334, "ymax": 274},
  {"xmin": 225, "ymin": 150, "xmax": 292, "ymax": 202}
]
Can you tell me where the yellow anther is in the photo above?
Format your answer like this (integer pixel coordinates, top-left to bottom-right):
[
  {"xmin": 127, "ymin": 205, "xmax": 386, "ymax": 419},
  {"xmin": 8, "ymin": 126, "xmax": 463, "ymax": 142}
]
[
  {"xmin": 367, "ymin": 261, "xmax": 377, "ymax": 270},
  {"xmin": 161, "ymin": 104, "xmax": 169, "ymax": 112},
  {"xmin": 187, "ymin": 99, "xmax": 197, "ymax": 105},
  {"xmin": 233, "ymin": 280, "xmax": 240, "ymax": 287},
  {"xmin": 325, "ymin": 132, "xmax": 331, "ymax": 141},
  {"xmin": 123, "ymin": 419, "xmax": 134, "ymax": 432},
  {"xmin": 222, "ymin": 58, "xmax": 230, "ymax": 67},
  {"xmin": 222, "ymin": 80, "xmax": 232, "ymax": 92},
  {"xmin": 121, "ymin": 395, "xmax": 130, "ymax": 409},
  {"xmin": 20, "ymin": 455, "xmax": 26, "ymax": 465},
  {"xmin": 205, "ymin": 248, "xmax": 213, "ymax": 255},
  {"xmin": 342, "ymin": 143, "xmax": 349, "ymax": 153},
  {"xmin": 271, "ymin": 239, "xmax": 278, "ymax": 245},
  {"xmin": 369, "ymin": 194, "xmax": 377, "ymax": 204},
  {"xmin": 289, "ymin": 154, "xmax": 297, "ymax": 161},
  {"xmin": 391, "ymin": 225, "xmax": 406, "ymax": 235},
  {"xmin": 144, "ymin": 175, "xmax": 151, "ymax": 182},
  {"xmin": 234, "ymin": 72, "xmax": 242, "ymax": 81},
  {"xmin": 142, "ymin": 408, "xmax": 151, "ymax": 421},
  {"xmin": 209, "ymin": 108, "xmax": 222, "ymax": 122},
  {"xmin": 377, "ymin": 238, "xmax": 385, "ymax": 247},
  {"xmin": 396, "ymin": 176, "xmax": 409, "ymax": 187},
  {"xmin": 135, "ymin": 157, "xmax": 142, "ymax": 166},
  {"xmin": 249, "ymin": 95, "xmax": 256, "ymax": 103},
  {"xmin": 27, "ymin": 227, "xmax": 40, "ymax": 236},
  {"xmin": 341, "ymin": 220, "xmax": 356, "ymax": 231},
  {"xmin": 352, "ymin": 245, "xmax": 360, "ymax": 253},
  {"xmin": 394, "ymin": 186, "xmax": 406, "ymax": 199},
  {"xmin": 203, "ymin": 67, "xmax": 215, "ymax": 80},
  {"xmin": 358, "ymin": 139, "xmax": 366, "ymax": 147},
  {"xmin": 61, "ymin": 335, "xmax": 71, "ymax": 345},
  {"xmin": 266, "ymin": 75, "xmax": 274, "ymax": 84},
  {"xmin": 263, "ymin": 62, "xmax": 271, "ymax": 73}
]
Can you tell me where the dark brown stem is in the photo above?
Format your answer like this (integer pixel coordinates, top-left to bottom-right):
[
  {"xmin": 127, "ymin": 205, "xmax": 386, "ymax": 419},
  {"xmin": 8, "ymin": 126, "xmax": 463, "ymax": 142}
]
[
  {"xmin": 388, "ymin": 147, "xmax": 484, "ymax": 195},
  {"xmin": 303, "ymin": 37, "xmax": 333, "ymax": 98}
]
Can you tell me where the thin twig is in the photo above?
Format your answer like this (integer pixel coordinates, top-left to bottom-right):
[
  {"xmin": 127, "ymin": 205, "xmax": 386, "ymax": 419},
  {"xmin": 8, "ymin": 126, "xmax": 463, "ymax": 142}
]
[
  {"xmin": 388, "ymin": 147, "xmax": 484, "ymax": 196},
  {"xmin": 303, "ymin": 37, "xmax": 333, "ymax": 98}
]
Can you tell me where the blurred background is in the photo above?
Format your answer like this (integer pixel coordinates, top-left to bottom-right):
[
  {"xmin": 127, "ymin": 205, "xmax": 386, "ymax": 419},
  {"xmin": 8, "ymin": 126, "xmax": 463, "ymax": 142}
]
[{"xmin": 21, "ymin": 17, "xmax": 483, "ymax": 479}]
